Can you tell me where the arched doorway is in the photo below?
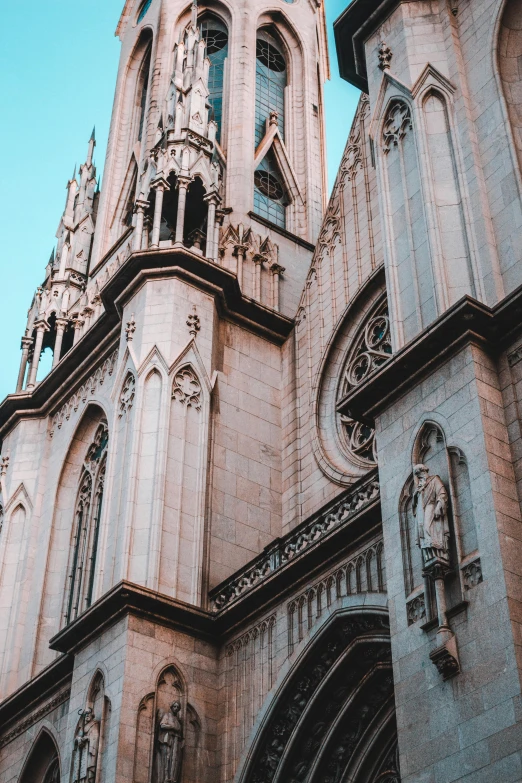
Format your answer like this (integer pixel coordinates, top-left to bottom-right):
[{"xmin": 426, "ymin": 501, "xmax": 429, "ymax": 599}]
[{"xmin": 239, "ymin": 609, "xmax": 400, "ymax": 783}]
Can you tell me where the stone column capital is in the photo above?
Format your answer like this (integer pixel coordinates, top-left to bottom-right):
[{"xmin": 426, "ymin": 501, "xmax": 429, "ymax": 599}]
[
  {"xmin": 134, "ymin": 198, "xmax": 150, "ymax": 213},
  {"xmin": 151, "ymin": 176, "xmax": 170, "ymax": 192},
  {"xmin": 253, "ymin": 253, "xmax": 268, "ymax": 266},
  {"xmin": 55, "ymin": 317, "xmax": 69, "ymax": 330},
  {"xmin": 177, "ymin": 175, "xmax": 193, "ymax": 190},
  {"xmin": 20, "ymin": 336, "xmax": 34, "ymax": 350},
  {"xmin": 270, "ymin": 263, "xmax": 285, "ymax": 277},
  {"xmin": 34, "ymin": 319, "xmax": 50, "ymax": 333}
]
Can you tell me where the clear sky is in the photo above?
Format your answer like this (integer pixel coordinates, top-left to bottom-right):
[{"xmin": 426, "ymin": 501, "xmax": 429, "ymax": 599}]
[{"xmin": 0, "ymin": 0, "xmax": 360, "ymax": 403}]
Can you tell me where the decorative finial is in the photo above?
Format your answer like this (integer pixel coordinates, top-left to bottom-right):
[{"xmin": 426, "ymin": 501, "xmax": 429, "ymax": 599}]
[
  {"xmin": 187, "ymin": 306, "xmax": 201, "ymax": 338},
  {"xmin": 378, "ymin": 40, "xmax": 393, "ymax": 71},
  {"xmin": 125, "ymin": 314, "xmax": 136, "ymax": 342},
  {"xmin": 90, "ymin": 126, "xmax": 96, "ymax": 142}
]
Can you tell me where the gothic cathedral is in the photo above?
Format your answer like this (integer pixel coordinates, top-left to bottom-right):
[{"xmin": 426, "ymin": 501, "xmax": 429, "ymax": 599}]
[{"xmin": 1, "ymin": 0, "xmax": 522, "ymax": 780}]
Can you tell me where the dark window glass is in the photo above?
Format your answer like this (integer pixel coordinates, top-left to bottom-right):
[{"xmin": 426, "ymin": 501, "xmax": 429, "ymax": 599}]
[
  {"xmin": 138, "ymin": 0, "xmax": 153, "ymax": 23},
  {"xmin": 254, "ymin": 148, "xmax": 288, "ymax": 228},
  {"xmin": 200, "ymin": 16, "xmax": 229, "ymax": 142},
  {"xmin": 138, "ymin": 49, "xmax": 151, "ymax": 142}
]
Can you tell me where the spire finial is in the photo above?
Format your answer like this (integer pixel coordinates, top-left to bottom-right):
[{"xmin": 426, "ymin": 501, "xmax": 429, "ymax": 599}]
[
  {"xmin": 71, "ymin": 164, "xmax": 77, "ymax": 182},
  {"xmin": 191, "ymin": 0, "xmax": 198, "ymax": 29},
  {"xmin": 87, "ymin": 127, "xmax": 96, "ymax": 166}
]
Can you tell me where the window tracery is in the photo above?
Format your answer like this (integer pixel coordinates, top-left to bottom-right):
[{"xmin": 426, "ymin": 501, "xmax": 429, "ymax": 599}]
[
  {"xmin": 172, "ymin": 366, "xmax": 202, "ymax": 410},
  {"xmin": 337, "ymin": 301, "xmax": 391, "ymax": 464},
  {"xmin": 64, "ymin": 422, "xmax": 108, "ymax": 625}
]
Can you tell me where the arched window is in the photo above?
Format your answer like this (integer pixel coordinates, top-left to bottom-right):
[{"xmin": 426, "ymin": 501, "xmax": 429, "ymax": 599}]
[
  {"xmin": 137, "ymin": 46, "xmax": 152, "ymax": 142},
  {"xmin": 64, "ymin": 423, "xmax": 108, "ymax": 625},
  {"xmin": 254, "ymin": 30, "xmax": 289, "ymax": 228},
  {"xmin": 255, "ymin": 30, "xmax": 287, "ymax": 145},
  {"xmin": 200, "ymin": 14, "xmax": 229, "ymax": 142}
]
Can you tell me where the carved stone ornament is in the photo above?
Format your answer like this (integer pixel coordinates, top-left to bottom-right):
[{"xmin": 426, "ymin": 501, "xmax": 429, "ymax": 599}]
[
  {"xmin": 429, "ymin": 635, "xmax": 460, "ymax": 680},
  {"xmin": 119, "ymin": 373, "xmax": 136, "ymax": 418},
  {"xmin": 153, "ymin": 701, "xmax": 184, "ymax": 783},
  {"xmin": 172, "ymin": 366, "xmax": 202, "ymax": 411},
  {"xmin": 412, "ymin": 464, "xmax": 450, "ymax": 568},
  {"xmin": 406, "ymin": 594, "xmax": 426, "ymax": 626},
  {"xmin": 462, "ymin": 558, "xmax": 483, "ymax": 589},
  {"xmin": 383, "ymin": 101, "xmax": 412, "ymax": 153},
  {"xmin": 125, "ymin": 314, "xmax": 137, "ymax": 342},
  {"xmin": 378, "ymin": 40, "xmax": 393, "ymax": 71},
  {"xmin": 72, "ymin": 709, "xmax": 100, "ymax": 783},
  {"xmin": 186, "ymin": 306, "xmax": 201, "ymax": 338}
]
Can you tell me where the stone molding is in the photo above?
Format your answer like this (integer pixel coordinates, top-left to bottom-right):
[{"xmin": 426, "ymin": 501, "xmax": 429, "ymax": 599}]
[
  {"xmin": 49, "ymin": 350, "xmax": 118, "ymax": 436},
  {"xmin": 210, "ymin": 472, "xmax": 380, "ymax": 611},
  {"xmin": 0, "ymin": 686, "xmax": 70, "ymax": 749}
]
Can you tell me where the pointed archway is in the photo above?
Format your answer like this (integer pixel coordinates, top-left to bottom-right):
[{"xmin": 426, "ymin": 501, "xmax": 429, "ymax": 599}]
[
  {"xmin": 19, "ymin": 729, "xmax": 61, "ymax": 783},
  {"xmin": 238, "ymin": 608, "xmax": 400, "ymax": 783}
]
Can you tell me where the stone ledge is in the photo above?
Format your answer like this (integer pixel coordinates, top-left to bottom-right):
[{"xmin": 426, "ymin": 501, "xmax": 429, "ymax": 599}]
[
  {"xmin": 0, "ymin": 246, "xmax": 294, "ymax": 438},
  {"xmin": 336, "ymin": 287, "xmax": 522, "ymax": 426}
]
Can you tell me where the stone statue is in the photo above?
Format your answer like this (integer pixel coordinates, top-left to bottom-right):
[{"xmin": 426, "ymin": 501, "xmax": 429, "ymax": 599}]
[
  {"xmin": 153, "ymin": 701, "xmax": 184, "ymax": 783},
  {"xmin": 72, "ymin": 709, "xmax": 100, "ymax": 783},
  {"xmin": 412, "ymin": 464, "xmax": 450, "ymax": 563}
]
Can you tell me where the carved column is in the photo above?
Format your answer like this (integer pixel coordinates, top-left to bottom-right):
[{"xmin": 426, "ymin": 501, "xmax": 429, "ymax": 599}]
[
  {"xmin": 233, "ymin": 244, "xmax": 248, "ymax": 289},
  {"xmin": 52, "ymin": 318, "xmax": 69, "ymax": 368},
  {"xmin": 16, "ymin": 336, "xmax": 33, "ymax": 393},
  {"xmin": 204, "ymin": 193, "xmax": 220, "ymax": 261},
  {"xmin": 27, "ymin": 321, "xmax": 49, "ymax": 389},
  {"xmin": 175, "ymin": 177, "xmax": 192, "ymax": 245},
  {"xmin": 270, "ymin": 263, "xmax": 285, "ymax": 312},
  {"xmin": 133, "ymin": 199, "xmax": 150, "ymax": 251},
  {"xmin": 73, "ymin": 317, "xmax": 84, "ymax": 346},
  {"xmin": 253, "ymin": 254, "xmax": 266, "ymax": 302},
  {"xmin": 143, "ymin": 215, "xmax": 152, "ymax": 250},
  {"xmin": 150, "ymin": 179, "xmax": 169, "ymax": 250}
]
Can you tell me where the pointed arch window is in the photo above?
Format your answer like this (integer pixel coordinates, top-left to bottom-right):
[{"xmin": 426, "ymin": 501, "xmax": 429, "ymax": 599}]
[
  {"xmin": 254, "ymin": 30, "xmax": 288, "ymax": 228},
  {"xmin": 255, "ymin": 31, "xmax": 287, "ymax": 146},
  {"xmin": 137, "ymin": 47, "xmax": 152, "ymax": 142},
  {"xmin": 254, "ymin": 148, "xmax": 289, "ymax": 228},
  {"xmin": 200, "ymin": 14, "xmax": 229, "ymax": 142},
  {"xmin": 64, "ymin": 423, "xmax": 108, "ymax": 625}
]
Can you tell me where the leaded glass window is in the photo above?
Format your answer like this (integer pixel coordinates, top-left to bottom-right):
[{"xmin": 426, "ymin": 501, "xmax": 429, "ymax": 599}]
[
  {"xmin": 137, "ymin": 0, "xmax": 153, "ymax": 23},
  {"xmin": 254, "ymin": 148, "xmax": 288, "ymax": 228},
  {"xmin": 64, "ymin": 423, "xmax": 108, "ymax": 625},
  {"xmin": 255, "ymin": 32, "xmax": 287, "ymax": 147},
  {"xmin": 200, "ymin": 15, "xmax": 228, "ymax": 142}
]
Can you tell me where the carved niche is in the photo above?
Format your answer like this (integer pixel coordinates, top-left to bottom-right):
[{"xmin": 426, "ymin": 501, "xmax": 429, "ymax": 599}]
[
  {"xmin": 133, "ymin": 665, "xmax": 202, "ymax": 783},
  {"xmin": 71, "ymin": 671, "xmax": 109, "ymax": 783}
]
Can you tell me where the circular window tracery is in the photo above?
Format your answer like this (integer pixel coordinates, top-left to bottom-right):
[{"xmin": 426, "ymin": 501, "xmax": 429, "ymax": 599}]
[
  {"xmin": 254, "ymin": 170, "xmax": 285, "ymax": 201},
  {"xmin": 256, "ymin": 39, "xmax": 286, "ymax": 73},
  {"xmin": 337, "ymin": 301, "xmax": 392, "ymax": 466}
]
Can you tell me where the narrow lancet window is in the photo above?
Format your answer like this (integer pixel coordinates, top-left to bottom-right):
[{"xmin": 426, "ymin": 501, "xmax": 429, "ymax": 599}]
[
  {"xmin": 254, "ymin": 30, "xmax": 288, "ymax": 228},
  {"xmin": 137, "ymin": 48, "xmax": 152, "ymax": 142},
  {"xmin": 200, "ymin": 15, "xmax": 229, "ymax": 142},
  {"xmin": 64, "ymin": 423, "xmax": 108, "ymax": 625}
]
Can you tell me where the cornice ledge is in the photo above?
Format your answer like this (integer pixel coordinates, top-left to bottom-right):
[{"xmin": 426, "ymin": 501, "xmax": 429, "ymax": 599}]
[
  {"xmin": 337, "ymin": 288, "xmax": 522, "ymax": 426},
  {"xmin": 0, "ymin": 653, "xmax": 73, "ymax": 736},
  {"xmin": 101, "ymin": 246, "xmax": 294, "ymax": 342},
  {"xmin": 49, "ymin": 580, "xmax": 215, "ymax": 655}
]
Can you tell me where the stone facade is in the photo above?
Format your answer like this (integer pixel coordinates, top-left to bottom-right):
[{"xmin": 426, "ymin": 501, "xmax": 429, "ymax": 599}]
[{"xmin": 1, "ymin": 0, "xmax": 522, "ymax": 781}]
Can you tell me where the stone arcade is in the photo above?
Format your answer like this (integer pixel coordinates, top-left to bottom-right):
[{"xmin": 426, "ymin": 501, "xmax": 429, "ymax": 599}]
[{"xmin": 0, "ymin": 0, "xmax": 522, "ymax": 780}]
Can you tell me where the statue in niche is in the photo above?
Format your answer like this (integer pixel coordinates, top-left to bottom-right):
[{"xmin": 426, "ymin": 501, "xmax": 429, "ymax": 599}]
[
  {"xmin": 72, "ymin": 708, "xmax": 100, "ymax": 783},
  {"xmin": 413, "ymin": 464, "xmax": 450, "ymax": 564},
  {"xmin": 154, "ymin": 701, "xmax": 184, "ymax": 783}
]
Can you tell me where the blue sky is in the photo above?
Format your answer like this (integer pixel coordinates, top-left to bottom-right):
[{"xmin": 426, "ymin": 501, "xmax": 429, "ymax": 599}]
[{"xmin": 0, "ymin": 0, "xmax": 359, "ymax": 402}]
